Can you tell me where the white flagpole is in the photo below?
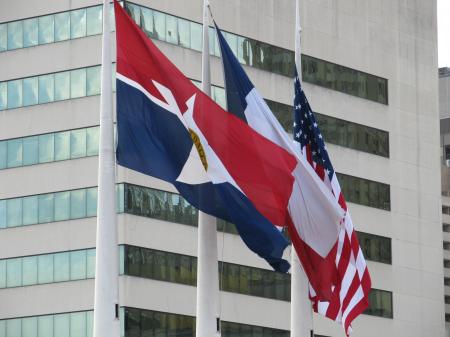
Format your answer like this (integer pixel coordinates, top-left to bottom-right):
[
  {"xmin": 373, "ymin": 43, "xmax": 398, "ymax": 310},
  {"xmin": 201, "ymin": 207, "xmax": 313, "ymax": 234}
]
[
  {"xmin": 291, "ymin": 0, "xmax": 314, "ymax": 337},
  {"xmin": 195, "ymin": 1, "xmax": 221, "ymax": 337},
  {"xmin": 93, "ymin": 1, "xmax": 120, "ymax": 337}
]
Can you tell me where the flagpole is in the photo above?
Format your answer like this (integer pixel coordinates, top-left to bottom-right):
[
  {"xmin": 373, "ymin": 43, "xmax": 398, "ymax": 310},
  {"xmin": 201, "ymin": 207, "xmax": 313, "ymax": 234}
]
[
  {"xmin": 195, "ymin": 1, "xmax": 221, "ymax": 336},
  {"xmin": 291, "ymin": 0, "xmax": 314, "ymax": 337},
  {"xmin": 93, "ymin": 1, "xmax": 120, "ymax": 337}
]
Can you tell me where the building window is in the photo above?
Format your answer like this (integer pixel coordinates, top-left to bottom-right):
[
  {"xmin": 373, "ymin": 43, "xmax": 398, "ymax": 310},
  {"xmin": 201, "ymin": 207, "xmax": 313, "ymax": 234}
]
[
  {"xmin": 337, "ymin": 173, "xmax": 390, "ymax": 211},
  {"xmin": 0, "ymin": 126, "xmax": 99, "ymax": 170},
  {"xmin": 444, "ymin": 260, "xmax": 450, "ymax": 268},
  {"xmin": 123, "ymin": 245, "xmax": 291, "ymax": 301},
  {"xmin": 446, "ymin": 314, "xmax": 450, "ymax": 323},
  {"xmin": 445, "ymin": 277, "xmax": 450, "ymax": 286},
  {"xmin": 0, "ymin": 2, "xmax": 387, "ymax": 104},
  {"xmin": 444, "ymin": 224, "xmax": 450, "ymax": 232},
  {"xmin": 0, "ymin": 248, "xmax": 95, "ymax": 289},
  {"xmin": 0, "ymin": 311, "xmax": 94, "ymax": 337},
  {"xmin": 123, "ymin": 307, "xmax": 289, "ymax": 337},
  {"xmin": 445, "ymin": 296, "xmax": 450, "ymax": 304},
  {"xmin": 364, "ymin": 289, "xmax": 393, "ymax": 318},
  {"xmin": 357, "ymin": 232, "xmax": 391, "ymax": 264},
  {"xmin": 266, "ymin": 100, "xmax": 389, "ymax": 157},
  {"xmin": 444, "ymin": 206, "xmax": 450, "ymax": 215}
]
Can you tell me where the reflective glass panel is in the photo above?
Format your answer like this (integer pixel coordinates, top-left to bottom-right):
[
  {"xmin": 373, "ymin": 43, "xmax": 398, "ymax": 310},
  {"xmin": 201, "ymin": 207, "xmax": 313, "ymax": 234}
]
[
  {"xmin": 70, "ymin": 189, "xmax": 86, "ymax": 219},
  {"xmin": 22, "ymin": 317, "xmax": 38, "ymax": 337},
  {"xmin": 0, "ymin": 260, "xmax": 5, "ymax": 288},
  {"xmin": 22, "ymin": 195, "xmax": 38, "ymax": 225},
  {"xmin": 23, "ymin": 18, "xmax": 38, "ymax": 47},
  {"xmin": 6, "ymin": 198, "xmax": 22, "ymax": 227},
  {"xmin": 55, "ymin": 131, "xmax": 71, "ymax": 161},
  {"xmin": 54, "ymin": 251, "xmax": 70, "ymax": 282},
  {"xmin": 86, "ymin": 66, "xmax": 101, "ymax": 96},
  {"xmin": 54, "ymin": 191, "xmax": 70, "ymax": 221},
  {"xmin": 6, "ymin": 319, "xmax": 21, "ymax": 337},
  {"xmin": 7, "ymin": 79, "xmax": 22, "ymax": 109},
  {"xmin": 38, "ymin": 254, "xmax": 54, "ymax": 284},
  {"xmin": 23, "ymin": 77, "xmax": 38, "ymax": 106},
  {"xmin": 55, "ymin": 71, "xmax": 70, "ymax": 101},
  {"xmin": 22, "ymin": 136, "xmax": 38, "ymax": 166},
  {"xmin": 55, "ymin": 12, "xmax": 70, "ymax": 42},
  {"xmin": 38, "ymin": 133, "xmax": 54, "ymax": 163},
  {"xmin": 7, "ymin": 21, "xmax": 23, "ymax": 50},
  {"xmin": 22, "ymin": 255, "xmax": 38, "ymax": 286},
  {"xmin": 86, "ymin": 249, "xmax": 96, "ymax": 278},
  {"xmin": 38, "ymin": 74, "xmax": 55, "ymax": 104},
  {"xmin": 70, "ymin": 128, "xmax": 87, "ymax": 158},
  {"xmin": 38, "ymin": 316, "xmax": 53, "ymax": 337},
  {"xmin": 70, "ymin": 312, "xmax": 87, "ymax": 337},
  {"xmin": 86, "ymin": 127, "xmax": 99, "ymax": 156},
  {"xmin": 178, "ymin": 18, "xmax": 190, "ymax": 48},
  {"xmin": 190, "ymin": 22, "xmax": 202, "ymax": 51},
  {"xmin": 87, "ymin": 6, "xmax": 103, "ymax": 36},
  {"xmin": 0, "ymin": 200, "xmax": 6, "ymax": 229},
  {"xmin": 86, "ymin": 187, "xmax": 98, "ymax": 217},
  {"xmin": 6, "ymin": 258, "xmax": 22, "ymax": 287},
  {"xmin": 166, "ymin": 15, "xmax": 178, "ymax": 45},
  {"xmin": 140, "ymin": 7, "xmax": 153, "ymax": 37},
  {"xmin": 38, "ymin": 193, "xmax": 54, "ymax": 223},
  {"xmin": 70, "ymin": 250, "xmax": 87, "ymax": 280},
  {"xmin": 70, "ymin": 68, "xmax": 87, "ymax": 98},
  {"xmin": 0, "ymin": 24, "xmax": 6, "ymax": 52},
  {"xmin": 38, "ymin": 15, "xmax": 54, "ymax": 44},
  {"xmin": 153, "ymin": 11, "xmax": 166, "ymax": 41},
  {"xmin": 71, "ymin": 9, "xmax": 87, "ymax": 39},
  {"xmin": 224, "ymin": 32, "xmax": 238, "ymax": 57},
  {"xmin": 125, "ymin": 3, "xmax": 141, "ymax": 27},
  {"xmin": 54, "ymin": 314, "xmax": 70, "ymax": 337},
  {"xmin": 7, "ymin": 138, "xmax": 22, "ymax": 168},
  {"xmin": 0, "ymin": 82, "xmax": 6, "ymax": 110}
]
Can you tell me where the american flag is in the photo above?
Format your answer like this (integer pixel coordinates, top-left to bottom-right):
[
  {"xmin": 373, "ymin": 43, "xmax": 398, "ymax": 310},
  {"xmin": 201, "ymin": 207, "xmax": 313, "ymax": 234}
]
[{"xmin": 293, "ymin": 70, "xmax": 372, "ymax": 335}]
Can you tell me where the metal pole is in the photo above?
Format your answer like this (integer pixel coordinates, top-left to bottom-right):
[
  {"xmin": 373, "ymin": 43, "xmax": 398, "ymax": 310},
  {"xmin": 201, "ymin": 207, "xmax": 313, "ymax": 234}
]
[
  {"xmin": 291, "ymin": 0, "xmax": 314, "ymax": 336},
  {"xmin": 93, "ymin": 1, "xmax": 120, "ymax": 337},
  {"xmin": 195, "ymin": 1, "xmax": 221, "ymax": 336}
]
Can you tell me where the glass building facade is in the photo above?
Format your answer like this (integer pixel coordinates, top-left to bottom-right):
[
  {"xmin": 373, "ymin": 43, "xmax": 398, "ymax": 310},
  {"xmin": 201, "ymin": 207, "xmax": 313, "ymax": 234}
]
[{"xmin": 0, "ymin": 3, "xmax": 388, "ymax": 104}]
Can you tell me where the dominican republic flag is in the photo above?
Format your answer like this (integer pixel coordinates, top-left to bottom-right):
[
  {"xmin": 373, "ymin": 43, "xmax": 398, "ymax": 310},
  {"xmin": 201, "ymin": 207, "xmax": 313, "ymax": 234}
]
[
  {"xmin": 215, "ymin": 22, "xmax": 371, "ymax": 334},
  {"xmin": 215, "ymin": 25, "xmax": 346, "ymax": 300},
  {"xmin": 114, "ymin": 1, "xmax": 298, "ymax": 272}
]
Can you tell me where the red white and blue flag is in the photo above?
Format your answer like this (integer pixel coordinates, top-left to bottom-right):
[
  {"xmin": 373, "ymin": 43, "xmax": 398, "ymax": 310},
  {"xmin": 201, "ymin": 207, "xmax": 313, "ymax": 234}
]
[
  {"xmin": 215, "ymin": 22, "xmax": 371, "ymax": 334},
  {"xmin": 113, "ymin": 1, "xmax": 345, "ymax": 276}
]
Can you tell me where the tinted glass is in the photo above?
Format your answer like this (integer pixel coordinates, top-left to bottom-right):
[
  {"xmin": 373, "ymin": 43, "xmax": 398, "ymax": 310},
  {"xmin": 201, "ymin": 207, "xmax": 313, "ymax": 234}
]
[
  {"xmin": 140, "ymin": 7, "xmax": 154, "ymax": 37},
  {"xmin": 70, "ymin": 250, "xmax": 87, "ymax": 280},
  {"xmin": 38, "ymin": 15, "xmax": 55, "ymax": 44},
  {"xmin": 70, "ymin": 312, "xmax": 87, "ymax": 337},
  {"xmin": 86, "ymin": 249, "xmax": 96, "ymax": 278},
  {"xmin": 38, "ymin": 133, "xmax": 54, "ymax": 163},
  {"xmin": 0, "ymin": 24, "xmax": 6, "ymax": 52},
  {"xmin": 6, "ymin": 258, "xmax": 22, "ymax": 287},
  {"xmin": 71, "ymin": 9, "xmax": 87, "ymax": 39},
  {"xmin": 7, "ymin": 21, "xmax": 23, "ymax": 50},
  {"xmin": 22, "ymin": 317, "xmax": 37, "ymax": 337},
  {"xmin": 6, "ymin": 319, "xmax": 21, "ymax": 337},
  {"xmin": 55, "ymin": 71, "xmax": 70, "ymax": 101},
  {"xmin": 54, "ymin": 314, "xmax": 70, "ymax": 337},
  {"xmin": 22, "ymin": 77, "xmax": 38, "ymax": 106},
  {"xmin": 22, "ymin": 136, "xmax": 38, "ymax": 166},
  {"xmin": 22, "ymin": 195, "xmax": 38, "ymax": 225},
  {"xmin": 38, "ymin": 193, "xmax": 54, "ymax": 223},
  {"xmin": 38, "ymin": 254, "xmax": 54, "ymax": 284},
  {"xmin": 54, "ymin": 191, "xmax": 70, "ymax": 221},
  {"xmin": 38, "ymin": 74, "xmax": 55, "ymax": 104},
  {"xmin": 86, "ymin": 66, "xmax": 101, "ymax": 96},
  {"xmin": 6, "ymin": 198, "xmax": 22, "ymax": 227},
  {"xmin": 87, "ymin": 6, "xmax": 103, "ymax": 36},
  {"xmin": 70, "ymin": 128, "xmax": 87, "ymax": 158},
  {"xmin": 0, "ymin": 200, "xmax": 6, "ymax": 229},
  {"xmin": 22, "ymin": 256, "xmax": 38, "ymax": 286},
  {"xmin": 23, "ymin": 18, "xmax": 38, "ymax": 47},
  {"xmin": 38, "ymin": 316, "xmax": 53, "ymax": 337},
  {"xmin": 153, "ymin": 11, "xmax": 166, "ymax": 40},
  {"xmin": 190, "ymin": 22, "xmax": 202, "ymax": 52},
  {"xmin": 7, "ymin": 80, "xmax": 22, "ymax": 109},
  {"xmin": 70, "ymin": 68, "xmax": 87, "ymax": 98},
  {"xmin": 71, "ymin": 189, "xmax": 87, "ymax": 219},
  {"xmin": 7, "ymin": 138, "xmax": 22, "ymax": 168},
  {"xmin": 86, "ymin": 127, "xmax": 99, "ymax": 156},
  {"xmin": 55, "ymin": 12, "xmax": 70, "ymax": 42},
  {"xmin": 54, "ymin": 251, "xmax": 70, "ymax": 282},
  {"xmin": 55, "ymin": 130, "xmax": 71, "ymax": 161},
  {"xmin": 166, "ymin": 15, "xmax": 178, "ymax": 45},
  {"xmin": 86, "ymin": 187, "xmax": 98, "ymax": 217},
  {"xmin": 0, "ymin": 82, "xmax": 6, "ymax": 110}
]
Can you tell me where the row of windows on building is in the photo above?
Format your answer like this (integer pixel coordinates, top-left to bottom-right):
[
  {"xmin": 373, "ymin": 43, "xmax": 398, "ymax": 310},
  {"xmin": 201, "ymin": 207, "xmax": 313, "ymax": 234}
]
[
  {"xmin": 0, "ymin": 2, "xmax": 388, "ymax": 104},
  {"xmin": 266, "ymin": 100, "xmax": 389, "ymax": 158},
  {"xmin": 0, "ymin": 308, "xmax": 299, "ymax": 337},
  {"xmin": 0, "ymin": 245, "xmax": 393, "ymax": 319},
  {"xmin": 0, "ymin": 183, "xmax": 392, "ymax": 266}
]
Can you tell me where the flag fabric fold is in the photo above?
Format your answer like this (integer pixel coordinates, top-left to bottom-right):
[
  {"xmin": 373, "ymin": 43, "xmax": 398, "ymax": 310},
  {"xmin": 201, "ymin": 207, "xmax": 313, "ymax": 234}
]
[
  {"xmin": 114, "ymin": 1, "xmax": 295, "ymax": 272},
  {"xmin": 215, "ymin": 22, "xmax": 371, "ymax": 335}
]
